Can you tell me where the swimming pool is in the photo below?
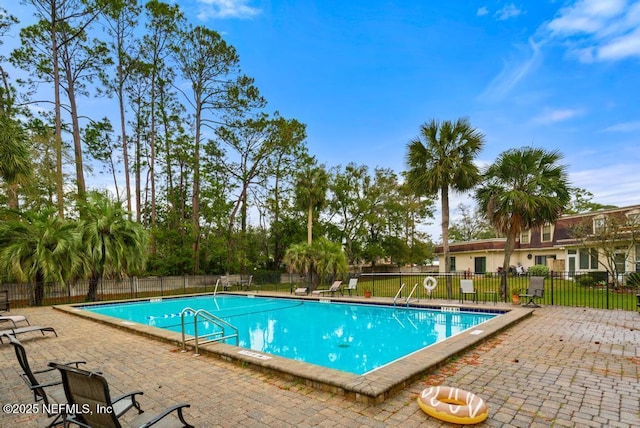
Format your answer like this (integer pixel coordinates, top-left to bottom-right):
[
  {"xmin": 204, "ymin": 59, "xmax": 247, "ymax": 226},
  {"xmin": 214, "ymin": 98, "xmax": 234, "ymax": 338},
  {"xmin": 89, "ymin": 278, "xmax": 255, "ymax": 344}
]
[
  {"xmin": 59, "ymin": 293, "xmax": 532, "ymax": 403},
  {"xmin": 83, "ymin": 294, "xmax": 495, "ymax": 375}
]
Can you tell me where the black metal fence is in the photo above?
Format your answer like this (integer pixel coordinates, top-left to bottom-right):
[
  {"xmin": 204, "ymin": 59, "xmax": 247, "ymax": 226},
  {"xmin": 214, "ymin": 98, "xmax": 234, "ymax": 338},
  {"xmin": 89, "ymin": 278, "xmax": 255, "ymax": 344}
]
[
  {"xmin": 2, "ymin": 271, "xmax": 639, "ymax": 311},
  {"xmin": 357, "ymin": 271, "xmax": 639, "ymax": 311},
  {"xmin": 1, "ymin": 273, "xmax": 300, "ymax": 308}
]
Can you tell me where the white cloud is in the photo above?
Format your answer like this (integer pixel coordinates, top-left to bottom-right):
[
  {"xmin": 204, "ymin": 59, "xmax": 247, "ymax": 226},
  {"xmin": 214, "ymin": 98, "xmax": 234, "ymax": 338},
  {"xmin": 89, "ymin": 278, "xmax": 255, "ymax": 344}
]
[
  {"xmin": 544, "ymin": 0, "xmax": 640, "ymax": 62},
  {"xmin": 496, "ymin": 4, "xmax": 523, "ymax": 21},
  {"xmin": 533, "ymin": 107, "xmax": 584, "ymax": 124},
  {"xmin": 602, "ymin": 120, "xmax": 640, "ymax": 132},
  {"xmin": 598, "ymin": 27, "xmax": 640, "ymax": 60},
  {"xmin": 196, "ymin": 0, "xmax": 261, "ymax": 19},
  {"xmin": 570, "ymin": 164, "xmax": 640, "ymax": 207},
  {"xmin": 547, "ymin": 0, "xmax": 626, "ymax": 36},
  {"xmin": 477, "ymin": 6, "xmax": 489, "ymax": 17},
  {"xmin": 480, "ymin": 38, "xmax": 542, "ymax": 101}
]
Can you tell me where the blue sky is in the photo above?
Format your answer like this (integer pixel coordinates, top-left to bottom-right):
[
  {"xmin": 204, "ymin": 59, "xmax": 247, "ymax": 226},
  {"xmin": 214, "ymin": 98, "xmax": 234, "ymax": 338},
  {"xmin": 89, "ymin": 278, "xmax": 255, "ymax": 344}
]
[
  {"xmin": 184, "ymin": 0, "xmax": 640, "ymax": 213},
  {"xmin": 4, "ymin": 0, "xmax": 640, "ymax": 239}
]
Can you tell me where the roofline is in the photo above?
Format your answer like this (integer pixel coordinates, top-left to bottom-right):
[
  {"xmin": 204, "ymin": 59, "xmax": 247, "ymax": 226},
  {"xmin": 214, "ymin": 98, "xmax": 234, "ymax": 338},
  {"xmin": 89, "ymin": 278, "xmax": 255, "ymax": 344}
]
[
  {"xmin": 559, "ymin": 203, "xmax": 640, "ymax": 220},
  {"xmin": 447, "ymin": 238, "xmax": 506, "ymax": 247}
]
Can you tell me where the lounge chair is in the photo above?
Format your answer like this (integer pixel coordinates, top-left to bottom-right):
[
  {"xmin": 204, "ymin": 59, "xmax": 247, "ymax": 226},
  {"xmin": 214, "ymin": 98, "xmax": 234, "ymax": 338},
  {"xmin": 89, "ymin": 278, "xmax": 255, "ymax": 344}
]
[
  {"xmin": 219, "ymin": 276, "xmax": 233, "ymax": 291},
  {"xmin": 0, "ymin": 314, "xmax": 30, "ymax": 328},
  {"xmin": 294, "ymin": 287, "xmax": 309, "ymax": 295},
  {"xmin": 0, "ymin": 325, "xmax": 57, "ymax": 343},
  {"xmin": 49, "ymin": 362, "xmax": 194, "ymax": 428},
  {"xmin": 239, "ymin": 275, "xmax": 253, "ymax": 290},
  {"xmin": 312, "ymin": 281, "xmax": 343, "ymax": 296},
  {"xmin": 520, "ymin": 276, "xmax": 545, "ymax": 307},
  {"xmin": 346, "ymin": 278, "xmax": 358, "ymax": 296},
  {"xmin": 5, "ymin": 335, "xmax": 88, "ymax": 427},
  {"xmin": 460, "ymin": 280, "xmax": 477, "ymax": 303}
]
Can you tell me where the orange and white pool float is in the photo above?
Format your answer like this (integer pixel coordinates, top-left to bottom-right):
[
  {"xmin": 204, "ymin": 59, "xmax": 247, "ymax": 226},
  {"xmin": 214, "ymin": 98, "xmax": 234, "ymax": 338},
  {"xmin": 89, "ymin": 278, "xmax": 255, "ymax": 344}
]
[{"xmin": 417, "ymin": 386, "xmax": 488, "ymax": 425}]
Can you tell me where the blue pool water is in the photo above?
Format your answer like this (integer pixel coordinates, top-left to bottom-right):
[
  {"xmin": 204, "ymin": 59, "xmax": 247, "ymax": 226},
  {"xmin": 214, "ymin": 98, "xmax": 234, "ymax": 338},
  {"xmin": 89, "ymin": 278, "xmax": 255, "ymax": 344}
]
[{"xmin": 83, "ymin": 295, "xmax": 496, "ymax": 375}]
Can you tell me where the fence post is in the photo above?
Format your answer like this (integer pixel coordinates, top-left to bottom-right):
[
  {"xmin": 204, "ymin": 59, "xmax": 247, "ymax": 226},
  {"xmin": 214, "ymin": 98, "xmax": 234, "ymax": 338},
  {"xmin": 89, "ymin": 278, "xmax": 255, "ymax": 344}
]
[
  {"xmin": 372, "ymin": 274, "xmax": 375, "ymax": 297},
  {"xmin": 606, "ymin": 271, "xmax": 610, "ymax": 309},
  {"xmin": 550, "ymin": 272, "xmax": 554, "ymax": 306}
]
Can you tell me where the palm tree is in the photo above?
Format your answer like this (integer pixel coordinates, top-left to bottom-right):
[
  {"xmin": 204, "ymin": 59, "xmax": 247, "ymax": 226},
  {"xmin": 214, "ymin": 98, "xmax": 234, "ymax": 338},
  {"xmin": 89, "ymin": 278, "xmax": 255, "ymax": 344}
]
[
  {"xmin": 475, "ymin": 147, "xmax": 571, "ymax": 296},
  {"xmin": 284, "ymin": 238, "xmax": 347, "ymax": 287},
  {"xmin": 406, "ymin": 118, "xmax": 485, "ymax": 297},
  {"xmin": 283, "ymin": 242, "xmax": 313, "ymax": 276},
  {"xmin": 0, "ymin": 208, "xmax": 81, "ymax": 305},
  {"xmin": 78, "ymin": 192, "xmax": 148, "ymax": 301},
  {"xmin": 0, "ymin": 115, "xmax": 31, "ymax": 208},
  {"xmin": 294, "ymin": 160, "xmax": 329, "ymax": 245},
  {"xmin": 313, "ymin": 238, "xmax": 348, "ymax": 283}
]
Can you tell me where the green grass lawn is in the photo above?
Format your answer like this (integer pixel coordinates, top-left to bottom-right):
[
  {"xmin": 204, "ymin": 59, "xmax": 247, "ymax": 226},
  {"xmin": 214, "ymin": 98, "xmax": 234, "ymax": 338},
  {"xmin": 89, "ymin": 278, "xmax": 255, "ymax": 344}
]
[{"xmin": 353, "ymin": 275, "xmax": 638, "ymax": 311}]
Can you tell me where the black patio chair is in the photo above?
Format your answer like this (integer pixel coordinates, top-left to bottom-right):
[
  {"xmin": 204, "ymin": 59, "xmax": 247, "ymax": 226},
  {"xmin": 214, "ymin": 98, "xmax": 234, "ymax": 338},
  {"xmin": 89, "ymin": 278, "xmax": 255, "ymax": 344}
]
[
  {"xmin": 49, "ymin": 362, "xmax": 193, "ymax": 427},
  {"xmin": 5, "ymin": 335, "xmax": 87, "ymax": 427},
  {"xmin": 519, "ymin": 276, "xmax": 545, "ymax": 307}
]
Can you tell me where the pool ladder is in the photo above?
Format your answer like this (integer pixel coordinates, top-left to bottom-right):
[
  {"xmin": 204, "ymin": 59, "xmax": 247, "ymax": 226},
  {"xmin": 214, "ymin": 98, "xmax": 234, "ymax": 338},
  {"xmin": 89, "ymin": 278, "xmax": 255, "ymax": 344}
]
[
  {"xmin": 180, "ymin": 307, "xmax": 238, "ymax": 356},
  {"xmin": 393, "ymin": 283, "xmax": 420, "ymax": 308}
]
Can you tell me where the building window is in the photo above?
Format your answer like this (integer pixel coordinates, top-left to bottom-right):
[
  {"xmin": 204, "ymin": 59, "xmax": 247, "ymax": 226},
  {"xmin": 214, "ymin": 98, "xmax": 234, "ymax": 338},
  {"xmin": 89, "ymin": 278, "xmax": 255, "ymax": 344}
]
[
  {"xmin": 535, "ymin": 255, "xmax": 557, "ymax": 266},
  {"xmin": 474, "ymin": 257, "xmax": 486, "ymax": 274},
  {"xmin": 636, "ymin": 245, "xmax": 640, "ymax": 272},
  {"xmin": 449, "ymin": 256, "xmax": 456, "ymax": 272},
  {"xmin": 520, "ymin": 230, "xmax": 530, "ymax": 244},
  {"xmin": 593, "ymin": 217, "xmax": 606, "ymax": 234},
  {"xmin": 579, "ymin": 248, "xmax": 598, "ymax": 270},
  {"xmin": 614, "ymin": 250, "xmax": 626, "ymax": 274},
  {"xmin": 541, "ymin": 224, "xmax": 552, "ymax": 242}
]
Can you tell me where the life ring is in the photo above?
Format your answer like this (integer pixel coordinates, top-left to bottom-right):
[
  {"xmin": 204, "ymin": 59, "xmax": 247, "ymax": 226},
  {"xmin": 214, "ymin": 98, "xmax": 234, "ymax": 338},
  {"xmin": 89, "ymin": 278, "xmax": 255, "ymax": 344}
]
[
  {"xmin": 423, "ymin": 276, "xmax": 438, "ymax": 293},
  {"xmin": 417, "ymin": 386, "xmax": 488, "ymax": 425}
]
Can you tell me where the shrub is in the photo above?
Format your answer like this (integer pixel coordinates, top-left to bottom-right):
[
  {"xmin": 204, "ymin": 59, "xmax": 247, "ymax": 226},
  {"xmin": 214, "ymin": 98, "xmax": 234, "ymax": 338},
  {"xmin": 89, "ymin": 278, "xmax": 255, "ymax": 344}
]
[
  {"xmin": 528, "ymin": 264, "xmax": 549, "ymax": 277},
  {"xmin": 576, "ymin": 273, "xmax": 596, "ymax": 287},
  {"xmin": 626, "ymin": 272, "xmax": 640, "ymax": 288}
]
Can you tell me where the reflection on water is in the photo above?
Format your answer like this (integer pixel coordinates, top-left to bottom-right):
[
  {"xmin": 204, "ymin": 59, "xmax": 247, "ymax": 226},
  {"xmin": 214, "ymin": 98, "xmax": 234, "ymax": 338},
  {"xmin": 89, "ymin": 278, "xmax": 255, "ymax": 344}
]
[{"xmin": 86, "ymin": 296, "xmax": 494, "ymax": 375}]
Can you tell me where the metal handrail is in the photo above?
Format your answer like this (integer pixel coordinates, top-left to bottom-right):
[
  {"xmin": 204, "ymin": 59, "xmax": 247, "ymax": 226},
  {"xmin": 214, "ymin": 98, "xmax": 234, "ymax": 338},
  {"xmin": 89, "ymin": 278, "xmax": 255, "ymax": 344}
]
[
  {"xmin": 405, "ymin": 283, "xmax": 420, "ymax": 307},
  {"xmin": 393, "ymin": 283, "xmax": 406, "ymax": 307},
  {"xmin": 180, "ymin": 307, "xmax": 238, "ymax": 356},
  {"xmin": 394, "ymin": 283, "xmax": 420, "ymax": 308}
]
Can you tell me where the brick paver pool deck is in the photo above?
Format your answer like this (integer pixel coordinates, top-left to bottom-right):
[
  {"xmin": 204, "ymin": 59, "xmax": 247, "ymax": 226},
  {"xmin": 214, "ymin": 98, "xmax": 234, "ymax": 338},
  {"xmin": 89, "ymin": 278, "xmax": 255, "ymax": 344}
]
[{"xmin": 1, "ymin": 298, "xmax": 639, "ymax": 427}]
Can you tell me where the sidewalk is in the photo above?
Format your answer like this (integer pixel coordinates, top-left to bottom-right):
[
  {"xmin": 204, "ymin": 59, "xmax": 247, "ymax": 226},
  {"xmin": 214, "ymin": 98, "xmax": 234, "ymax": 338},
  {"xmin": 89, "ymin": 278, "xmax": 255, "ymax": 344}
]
[{"xmin": 1, "ymin": 304, "xmax": 639, "ymax": 427}]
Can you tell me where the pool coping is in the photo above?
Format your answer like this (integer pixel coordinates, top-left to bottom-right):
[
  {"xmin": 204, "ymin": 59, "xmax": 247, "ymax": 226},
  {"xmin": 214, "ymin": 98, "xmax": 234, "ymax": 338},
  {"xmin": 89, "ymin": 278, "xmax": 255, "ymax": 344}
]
[{"xmin": 53, "ymin": 292, "xmax": 534, "ymax": 404}]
